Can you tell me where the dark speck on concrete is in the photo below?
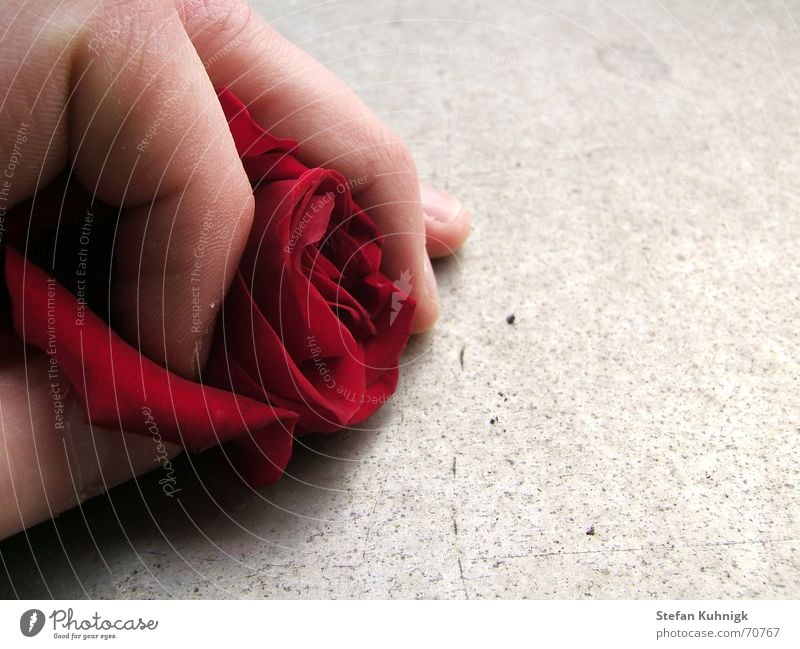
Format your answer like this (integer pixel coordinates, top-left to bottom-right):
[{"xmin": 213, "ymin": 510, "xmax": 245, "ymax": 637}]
[
  {"xmin": 506, "ymin": 314, "xmax": 516, "ymax": 325},
  {"xmin": 586, "ymin": 526, "xmax": 596, "ymax": 536}
]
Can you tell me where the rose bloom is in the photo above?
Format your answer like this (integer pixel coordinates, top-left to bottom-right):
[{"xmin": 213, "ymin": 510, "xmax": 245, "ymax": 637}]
[{"xmin": 0, "ymin": 89, "xmax": 415, "ymax": 487}]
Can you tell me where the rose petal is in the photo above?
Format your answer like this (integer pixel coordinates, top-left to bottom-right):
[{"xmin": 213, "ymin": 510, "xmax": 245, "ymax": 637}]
[
  {"xmin": 4, "ymin": 247, "xmax": 297, "ymax": 458},
  {"xmin": 206, "ymin": 272, "xmax": 364, "ymax": 432},
  {"xmin": 218, "ymin": 88, "xmax": 297, "ymax": 157}
]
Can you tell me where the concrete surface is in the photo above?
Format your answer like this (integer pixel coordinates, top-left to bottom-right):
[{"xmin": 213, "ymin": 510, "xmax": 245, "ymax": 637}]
[{"xmin": 1, "ymin": 0, "xmax": 799, "ymax": 598}]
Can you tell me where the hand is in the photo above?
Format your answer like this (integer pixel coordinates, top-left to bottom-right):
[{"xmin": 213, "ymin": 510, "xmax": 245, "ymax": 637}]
[{"xmin": 0, "ymin": 0, "xmax": 470, "ymax": 540}]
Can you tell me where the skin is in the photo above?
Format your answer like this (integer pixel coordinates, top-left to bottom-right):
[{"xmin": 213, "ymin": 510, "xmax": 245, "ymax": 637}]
[{"xmin": 0, "ymin": 0, "xmax": 470, "ymax": 540}]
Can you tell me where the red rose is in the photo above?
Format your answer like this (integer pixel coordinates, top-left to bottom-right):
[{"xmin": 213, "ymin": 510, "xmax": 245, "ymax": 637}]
[{"xmin": 0, "ymin": 89, "xmax": 415, "ymax": 487}]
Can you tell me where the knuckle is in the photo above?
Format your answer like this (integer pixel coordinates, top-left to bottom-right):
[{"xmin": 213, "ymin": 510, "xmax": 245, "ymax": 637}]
[
  {"xmin": 366, "ymin": 131, "xmax": 418, "ymax": 179},
  {"xmin": 387, "ymin": 141, "xmax": 418, "ymax": 175},
  {"xmin": 178, "ymin": 0, "xmax": 257, "ymax": 46}
]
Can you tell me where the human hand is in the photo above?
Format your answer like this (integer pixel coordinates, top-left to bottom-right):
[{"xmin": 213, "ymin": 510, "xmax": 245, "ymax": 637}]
[{"xmin": 0, "ymin": 0, "xmax": 470, "ymax": 539}]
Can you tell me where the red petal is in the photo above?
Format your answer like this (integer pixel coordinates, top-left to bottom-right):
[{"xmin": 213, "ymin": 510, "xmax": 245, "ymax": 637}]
[
  {"xmin": 217, "ymin": 88, "xmax": 297, "ymax": 157},
  {"xmin": 4, "ymin": 248, "xmax": 297, "ymax": 469}
]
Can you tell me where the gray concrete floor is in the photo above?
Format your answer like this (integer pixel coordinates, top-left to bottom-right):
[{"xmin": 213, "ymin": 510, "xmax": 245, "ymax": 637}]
[{"xmin": 2, "ymin": 0, "xmax": 799, "ymax": 598}]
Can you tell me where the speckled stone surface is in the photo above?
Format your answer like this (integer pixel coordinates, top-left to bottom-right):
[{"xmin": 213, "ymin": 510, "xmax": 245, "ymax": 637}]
[{"xmin": 1, "ymin": 0, "xmax": 798, "ymax": 599}]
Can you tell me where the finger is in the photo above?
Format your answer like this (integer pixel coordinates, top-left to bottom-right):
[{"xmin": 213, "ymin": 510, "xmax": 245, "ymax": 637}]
[
  {"xmin": 0, "ymin": 353, "xmax": 181, "ymax": 540},
  {"xmin": 0, "ymin": 2, "xmax": 86, "ymax": 224},
  {"xmin": 175, "ymin": 0, "xmax": 439, "ymax": 331},
  {"xmin": 69, "ymin": 0, "xmax": 255, "ymax": 377},
  {"xmin": 421, "ymin": 184, "xmax": 471, "ymax": 259}
]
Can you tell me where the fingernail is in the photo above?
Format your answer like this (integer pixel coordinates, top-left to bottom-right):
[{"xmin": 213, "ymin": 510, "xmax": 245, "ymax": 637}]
[
  {"xmin": 424, "ymin": 255, "xmax": 438, "ymax": 302},
  {"xmin": 421, "ymin": 185, "xmax": 462, "ymax": 223}
]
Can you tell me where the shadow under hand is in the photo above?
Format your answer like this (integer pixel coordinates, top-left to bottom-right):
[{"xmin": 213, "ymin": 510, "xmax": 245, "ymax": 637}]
[{"xmin": 0, "ymin": 418, "xmax": 386, "ymax": 599}]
